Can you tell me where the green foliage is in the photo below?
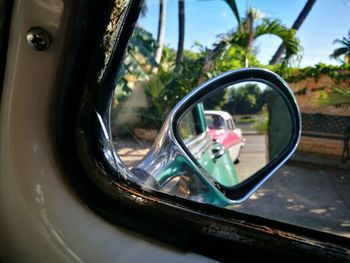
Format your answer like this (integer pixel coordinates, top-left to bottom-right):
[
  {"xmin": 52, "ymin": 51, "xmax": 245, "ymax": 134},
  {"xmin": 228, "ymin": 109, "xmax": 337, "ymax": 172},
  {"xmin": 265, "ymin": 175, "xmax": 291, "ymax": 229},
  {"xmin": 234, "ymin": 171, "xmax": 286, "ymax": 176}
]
[
  {"xmin": 217, "ymin": 8, "xmax": 301, "ymax": 66},
  {"xmin": 201, "ymin": 42, "xmax": 262, "ymax": 80},
  {"xmin": 254, "ymin": 105, "xmax": 268, "ymax": 134},
  {"xmin": 238, "ymin": 116, "xmax": 256, "ymax": 123},
  {"xmin": 259, "ymin": 19, "xmax": 299, "ymax": 56},
  {"xmin": 225, "ymin": 83, "xmax": 264, "ymax": 114},
  {"xmin": 139, "ymin": 49, "xmax": 206, "ymax": 129},
  {"xmin": 269, "ymin": 63, "xmax": 350, "ymax": 83},
  {"xmin": 113, "ymin": 17, "xmax": 350, "ymax": 135},
  {"xmin": 203, "ymin": 89, "xmax": 228, "ymax": 111},
  {"xmin": 318, "ymin": 86, "xmax": 350, "ymax": 107},
  {"xmin": 267, "ymin": 62, "xmax": 350, "ymax": 108},
  {"xmin": 254, "ymin": 117, "xmax": 268, "ymax": 134},
  {"xmin": 211, "ymin": 44, "xmax": 250, "ymax": 71}
]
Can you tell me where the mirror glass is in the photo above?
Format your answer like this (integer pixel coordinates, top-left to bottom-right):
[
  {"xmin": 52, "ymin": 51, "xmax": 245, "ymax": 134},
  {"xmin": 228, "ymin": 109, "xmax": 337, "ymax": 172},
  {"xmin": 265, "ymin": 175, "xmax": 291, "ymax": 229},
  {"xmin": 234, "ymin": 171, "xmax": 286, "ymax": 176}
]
[{"xmin": 178, "ymin": 80, "xmax": 292, "ymax": 188}]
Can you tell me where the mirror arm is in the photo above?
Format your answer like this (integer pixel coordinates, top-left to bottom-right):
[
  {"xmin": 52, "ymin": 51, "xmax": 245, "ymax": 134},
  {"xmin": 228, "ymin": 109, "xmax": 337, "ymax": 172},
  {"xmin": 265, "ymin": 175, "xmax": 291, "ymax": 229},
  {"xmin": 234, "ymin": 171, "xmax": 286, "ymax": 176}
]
[{"xmin": 211, "ymin": 148, "xmax": 224, "ymax": 160}]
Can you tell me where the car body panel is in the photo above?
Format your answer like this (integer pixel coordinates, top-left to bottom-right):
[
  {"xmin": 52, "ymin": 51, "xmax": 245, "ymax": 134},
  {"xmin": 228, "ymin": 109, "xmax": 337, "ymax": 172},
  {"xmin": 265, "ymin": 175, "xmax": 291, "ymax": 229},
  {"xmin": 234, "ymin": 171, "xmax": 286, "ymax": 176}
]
[
  {"xmin": 0, "ymin": 1, "xmax": 215, "ymax": 262},
  {"xmin": 199, "ymin": 145, "xmax": 238, "ymax": 187},
  {"xmin": 182, "ymin": 105, "xmax": 239, "ymax": 187}
]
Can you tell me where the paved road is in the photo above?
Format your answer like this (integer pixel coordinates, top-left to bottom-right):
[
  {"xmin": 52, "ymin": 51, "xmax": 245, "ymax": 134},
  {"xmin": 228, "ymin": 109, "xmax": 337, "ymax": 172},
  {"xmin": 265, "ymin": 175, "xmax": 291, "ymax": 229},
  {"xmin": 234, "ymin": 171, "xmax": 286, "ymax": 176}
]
[
  {"xmin": 115, "ymin": 138, "xmax": 350, "ymax": 238},
  {"xmin": 234, "ymin": 134, "xmax": 267, "ymax": 182},
  {"xmin": 231, "ymin": 134, "xmax": 350, "ymax": 238},
  {"xmin": 230, "ymin": 161, "xmax": 350, "ymax": 238},
  {"xmin": 115, "ymin": 138, "xmax": 151, "ymax": 168}
]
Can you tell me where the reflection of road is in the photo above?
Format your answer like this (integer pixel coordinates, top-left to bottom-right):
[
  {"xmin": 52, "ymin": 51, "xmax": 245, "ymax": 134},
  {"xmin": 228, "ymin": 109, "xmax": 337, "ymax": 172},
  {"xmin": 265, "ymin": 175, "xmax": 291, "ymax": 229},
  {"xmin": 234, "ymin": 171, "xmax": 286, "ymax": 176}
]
[
  {"xmin": 234, "ymin": 134, "xmax": 267, "ymax": 183},
  {"xmin": 230, "ymin": 161, "xmax": 350, "ymax": 238}
]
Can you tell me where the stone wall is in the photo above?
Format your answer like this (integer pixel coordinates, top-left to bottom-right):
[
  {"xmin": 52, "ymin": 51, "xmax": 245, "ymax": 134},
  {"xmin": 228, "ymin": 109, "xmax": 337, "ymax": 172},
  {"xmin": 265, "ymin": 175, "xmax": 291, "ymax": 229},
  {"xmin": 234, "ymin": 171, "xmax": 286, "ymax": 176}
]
[
  {"xmin": 297, "ymin": 137, "xmax": 344, "ymax": 157},
  {"xmin": 288, "ymin": 72, "xmax": 349, "ymax": 157},
  {"xmin": 289, "ymin": 73, "xmax": 350, "ymax": 116}
]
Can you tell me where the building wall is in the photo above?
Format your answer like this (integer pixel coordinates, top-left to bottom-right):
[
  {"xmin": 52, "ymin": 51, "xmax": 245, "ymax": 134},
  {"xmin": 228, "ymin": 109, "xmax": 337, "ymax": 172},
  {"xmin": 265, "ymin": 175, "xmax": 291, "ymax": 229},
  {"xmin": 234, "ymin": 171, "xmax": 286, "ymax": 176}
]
[
  {"xmin": 288, "ymin": 72, "xmax": 349, "ymax": 157},
  {"xmin": 289, "ymin": 73, "xmax": 350, "ymax": 116},
  {"xmin": 298, "ymin": 137, "xmax": 344, "ymax": 157}
]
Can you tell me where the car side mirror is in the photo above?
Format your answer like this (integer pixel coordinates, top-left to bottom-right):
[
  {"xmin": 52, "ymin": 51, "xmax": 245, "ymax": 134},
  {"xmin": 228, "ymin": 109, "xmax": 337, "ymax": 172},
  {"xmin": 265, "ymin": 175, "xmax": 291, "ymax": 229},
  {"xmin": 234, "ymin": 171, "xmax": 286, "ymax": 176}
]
[{"xmin": 132, "ymin": 68, "xmax": 301, "ymax": 207}]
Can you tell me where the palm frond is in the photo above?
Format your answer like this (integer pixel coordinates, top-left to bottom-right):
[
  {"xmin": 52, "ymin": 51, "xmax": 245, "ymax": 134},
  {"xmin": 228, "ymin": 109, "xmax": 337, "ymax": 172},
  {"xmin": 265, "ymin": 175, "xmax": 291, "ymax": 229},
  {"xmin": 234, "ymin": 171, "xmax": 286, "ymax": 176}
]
[
  {"xmin": 330, "ymin": 30, "xmax": 350, "ymax": 62},
  {"xmin": 254, "ymin": 18, "xmax": 300, "ymax": 58},
  {"xmin": 223, "ymin": 0, "xmax": 241, "ymax": 26},
  {"xmin": 333, "ymin": 37, "xmax": 350, "ymax": 46},
  {"xmin": 330, "ymin": 47, "xmax": 349, "ymax": 60}
]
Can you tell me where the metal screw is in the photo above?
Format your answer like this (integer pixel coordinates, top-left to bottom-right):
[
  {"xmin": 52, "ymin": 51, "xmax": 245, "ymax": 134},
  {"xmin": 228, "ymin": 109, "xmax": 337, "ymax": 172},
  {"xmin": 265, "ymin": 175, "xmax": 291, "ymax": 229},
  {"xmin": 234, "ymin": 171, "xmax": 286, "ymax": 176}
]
[{"xmin": 26, "ymin": 27, "xmax": 51, "ymax": 51}]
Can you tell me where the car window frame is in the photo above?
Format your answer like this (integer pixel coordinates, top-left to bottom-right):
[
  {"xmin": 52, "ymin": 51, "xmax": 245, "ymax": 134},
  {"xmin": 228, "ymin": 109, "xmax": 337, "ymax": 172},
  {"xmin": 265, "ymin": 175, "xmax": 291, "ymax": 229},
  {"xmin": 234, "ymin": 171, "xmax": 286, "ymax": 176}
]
[
  {"xmin": 0, "ymin": 0, "xmax": 13, "ymax": 102},
  {"xmin": 55, "ymin": 0, "xmax": 350, "ymax": 262}
]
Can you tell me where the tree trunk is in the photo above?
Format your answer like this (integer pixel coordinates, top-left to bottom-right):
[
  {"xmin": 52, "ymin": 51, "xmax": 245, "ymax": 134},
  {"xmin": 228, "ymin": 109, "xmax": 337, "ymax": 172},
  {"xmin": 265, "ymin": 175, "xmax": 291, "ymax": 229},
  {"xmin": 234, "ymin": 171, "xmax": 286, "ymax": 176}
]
[
  {"xmin": 154, "ymin": 0, "xmax": 166, "ymax": 70},
  {"xmin": 197, "ymin": 44, "xmax": 221, "ymax": 85},
  {"xmin": 176, "ymin": 0, "xmax": 185, "ymax": 66},
  {"xmin": 269, "ymin": 0, "xmax": 316, "ymax": 65},
  {"xmin": 245, "ymin": 11, "xmax": 254, "ymax": 67}
]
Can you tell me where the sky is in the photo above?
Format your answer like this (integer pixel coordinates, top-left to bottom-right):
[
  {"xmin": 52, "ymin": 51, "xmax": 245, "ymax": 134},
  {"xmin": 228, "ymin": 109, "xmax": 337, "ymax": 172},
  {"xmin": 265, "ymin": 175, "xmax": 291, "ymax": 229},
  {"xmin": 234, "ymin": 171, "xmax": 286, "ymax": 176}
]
[{"xmin": 139, "ymin": 0, "xmax": 350, "ymax": 67}]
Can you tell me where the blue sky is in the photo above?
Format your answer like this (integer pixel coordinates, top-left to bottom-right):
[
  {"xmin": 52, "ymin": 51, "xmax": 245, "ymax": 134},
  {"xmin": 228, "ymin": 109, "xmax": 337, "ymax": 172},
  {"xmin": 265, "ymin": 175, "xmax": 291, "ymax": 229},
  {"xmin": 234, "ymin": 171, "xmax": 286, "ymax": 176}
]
[{"xmin": 139, "ymin": 0, "xmax": 350, "ymax": 66}]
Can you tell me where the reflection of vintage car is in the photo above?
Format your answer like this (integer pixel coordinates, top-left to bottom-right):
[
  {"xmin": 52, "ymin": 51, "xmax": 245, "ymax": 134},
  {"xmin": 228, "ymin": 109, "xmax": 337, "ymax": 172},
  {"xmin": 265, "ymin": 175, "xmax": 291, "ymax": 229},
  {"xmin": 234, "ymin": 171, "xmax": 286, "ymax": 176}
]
[
  {"xmin": 132, "ymin": 104, "xmax": 240, "ymax": 204},
  {"xmin": 178, "ymin": 105, "xmax": 239, "ymax": 188},
  {"xmin": 204, "ymin": 110, "xmax": 245, "ymax": 164}
]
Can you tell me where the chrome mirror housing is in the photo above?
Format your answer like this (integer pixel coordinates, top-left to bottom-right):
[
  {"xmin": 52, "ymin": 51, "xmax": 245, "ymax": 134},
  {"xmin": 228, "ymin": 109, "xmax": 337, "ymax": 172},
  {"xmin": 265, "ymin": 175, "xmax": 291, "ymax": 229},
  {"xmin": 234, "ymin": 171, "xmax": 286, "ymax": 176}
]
[{"xmin": 128, "ymin": 68, "xmax": 301, "ymax": 207}]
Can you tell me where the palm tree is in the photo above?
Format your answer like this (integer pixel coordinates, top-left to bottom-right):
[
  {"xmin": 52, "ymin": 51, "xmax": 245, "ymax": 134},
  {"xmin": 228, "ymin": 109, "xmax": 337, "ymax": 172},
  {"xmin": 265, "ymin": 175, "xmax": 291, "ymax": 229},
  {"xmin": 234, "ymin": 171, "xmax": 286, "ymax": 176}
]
[
  {"xmin": 197, "ymin": 0, "xmax": 239, "ymax": 84},
  {"xmin": 197, "ymin": 7, "xmax": 300, "ymax": 83},
  {"xmin": 270, "ymin": 0, "xmax": 317, "ymax": 65},
  {"xmin": 233, "ymin": 8, "xmax": 300, "ymax": 67},
  {"xmin": 224, "ymin": 0, "xmax": 240, "ymax": 26},
  {"xmin": 330, "ymin": 30, "xmax": 350, "ymax": 63},
  {"xmin": 154, "ymin": 0, "xmax": 166, "ymax": 69},
  {"xmin": 176, "ymin": 0, "xmax": 185, "ymax": 66}
]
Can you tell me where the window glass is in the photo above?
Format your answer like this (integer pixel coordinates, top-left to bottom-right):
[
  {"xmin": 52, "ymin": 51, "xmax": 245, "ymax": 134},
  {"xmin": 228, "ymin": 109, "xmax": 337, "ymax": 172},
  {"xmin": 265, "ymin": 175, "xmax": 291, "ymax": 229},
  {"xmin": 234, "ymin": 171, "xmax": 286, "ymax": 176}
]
[
  {"xmin": 226, "ymin": 120, "xmax": 232, "ymax": 130},
  {"xmin": 231, "ymin": 120, "xmax": 236, "ymax": 129},
  {"xmin": 111, "ymin": 0, "xmax": 350, "ymax": 238}
]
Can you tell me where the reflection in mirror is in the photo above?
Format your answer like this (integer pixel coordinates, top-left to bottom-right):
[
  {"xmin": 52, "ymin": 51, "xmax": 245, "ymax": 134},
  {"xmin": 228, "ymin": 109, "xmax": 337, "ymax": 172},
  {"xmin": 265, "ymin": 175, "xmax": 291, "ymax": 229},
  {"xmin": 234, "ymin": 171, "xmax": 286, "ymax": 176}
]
[{"xmin": 178, "ymin": 80, "xmax": 292, "ymax": 187}]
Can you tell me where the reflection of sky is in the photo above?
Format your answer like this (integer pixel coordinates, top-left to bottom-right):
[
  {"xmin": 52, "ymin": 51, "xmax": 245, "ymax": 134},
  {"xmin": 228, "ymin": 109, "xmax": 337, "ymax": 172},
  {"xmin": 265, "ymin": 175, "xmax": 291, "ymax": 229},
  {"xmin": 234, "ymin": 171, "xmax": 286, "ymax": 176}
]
[
  {"xmin": 139, "ymin": 0, "xmax": 350, "ymax": 66},
  {"xmin": 227, "ymin": 81, "xmax": 268, "ymax": 92}
]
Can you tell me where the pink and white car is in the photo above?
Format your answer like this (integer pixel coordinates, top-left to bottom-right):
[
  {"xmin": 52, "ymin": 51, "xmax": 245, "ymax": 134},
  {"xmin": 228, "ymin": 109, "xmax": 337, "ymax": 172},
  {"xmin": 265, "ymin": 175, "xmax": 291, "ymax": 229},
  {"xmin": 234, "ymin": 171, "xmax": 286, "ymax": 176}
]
[{"xmin": 204, "ymin": 110, "xmax": 245, "ymax": 164}]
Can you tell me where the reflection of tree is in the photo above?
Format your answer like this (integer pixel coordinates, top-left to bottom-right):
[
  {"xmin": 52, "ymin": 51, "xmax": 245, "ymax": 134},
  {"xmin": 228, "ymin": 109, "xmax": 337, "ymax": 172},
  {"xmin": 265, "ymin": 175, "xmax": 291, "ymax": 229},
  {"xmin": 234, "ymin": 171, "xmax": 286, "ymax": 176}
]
[
  {"xmin": 254, "ymin": 106, "xmax": 268, "ymax": 134},
  {"xmin": 224, "ymin": 83, "xmax": 264, "ymax": 114},
  {"xmin": 203, "ymin": 89, "xmax": 228, "ymax": 111}
]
